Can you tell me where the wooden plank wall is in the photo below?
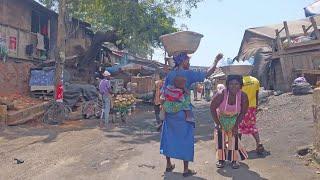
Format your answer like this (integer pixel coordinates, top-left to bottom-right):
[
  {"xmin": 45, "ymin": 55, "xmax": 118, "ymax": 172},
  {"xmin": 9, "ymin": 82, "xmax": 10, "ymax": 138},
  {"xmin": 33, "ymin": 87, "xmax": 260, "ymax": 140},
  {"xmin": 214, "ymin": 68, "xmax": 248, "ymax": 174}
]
[
  {"xmin": 311, "ymin": 54, "xmax": 320, "ymax": 69},
  {"xmin": 279, "ymin": 52, "xmax": 320, "ymax": 91}
]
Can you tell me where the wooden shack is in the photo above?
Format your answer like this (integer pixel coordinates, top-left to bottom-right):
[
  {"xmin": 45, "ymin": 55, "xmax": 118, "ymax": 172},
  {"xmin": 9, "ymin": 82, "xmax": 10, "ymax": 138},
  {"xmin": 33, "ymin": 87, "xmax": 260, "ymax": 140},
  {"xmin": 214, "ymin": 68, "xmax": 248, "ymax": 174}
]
[
  {"xmin": 238, "ymin": 15, "xmax": 320, "ymax": 92},
  {"xmin": 271, "ymin": 16, "xmax": 320, "ymax": 91},
  {"xmin": 0, "ymin": 0, "xmax": 93, "ymax": 95}
]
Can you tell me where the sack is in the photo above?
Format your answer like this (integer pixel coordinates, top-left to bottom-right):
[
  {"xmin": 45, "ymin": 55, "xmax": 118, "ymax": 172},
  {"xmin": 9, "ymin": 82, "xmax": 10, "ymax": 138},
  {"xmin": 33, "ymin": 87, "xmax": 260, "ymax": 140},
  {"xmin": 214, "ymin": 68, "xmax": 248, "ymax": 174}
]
[{"xmin": 292, "ymin": 82, "xmax": 313, "ymax": 95}]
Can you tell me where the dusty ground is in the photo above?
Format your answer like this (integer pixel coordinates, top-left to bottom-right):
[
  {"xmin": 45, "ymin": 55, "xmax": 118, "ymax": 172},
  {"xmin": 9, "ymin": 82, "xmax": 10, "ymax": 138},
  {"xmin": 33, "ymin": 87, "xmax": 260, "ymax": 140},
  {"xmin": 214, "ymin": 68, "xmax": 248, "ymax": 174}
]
[{"xmin": 0, "ymin": 94, "xmax": 320, "ymax": 180}]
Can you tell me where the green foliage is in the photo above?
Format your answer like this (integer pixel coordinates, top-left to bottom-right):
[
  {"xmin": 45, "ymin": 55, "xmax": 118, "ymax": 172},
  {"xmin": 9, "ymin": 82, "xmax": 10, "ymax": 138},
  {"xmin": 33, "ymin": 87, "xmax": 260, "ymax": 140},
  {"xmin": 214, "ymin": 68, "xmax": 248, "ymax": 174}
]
[{"xmin": 38, "ymin": 0, "xmax": 203, "ymax": 57}]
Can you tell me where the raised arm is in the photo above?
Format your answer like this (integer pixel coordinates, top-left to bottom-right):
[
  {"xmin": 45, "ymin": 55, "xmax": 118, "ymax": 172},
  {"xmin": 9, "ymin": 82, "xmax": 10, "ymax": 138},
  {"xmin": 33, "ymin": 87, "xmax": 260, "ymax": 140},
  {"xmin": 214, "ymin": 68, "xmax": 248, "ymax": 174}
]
[
  {"xmin": 206, "ymin": 53, "xmax": 223, "ymax": 78},
  {"xmin": 187, "ymin": 53, "xmax": 223, "ymax": 85}
]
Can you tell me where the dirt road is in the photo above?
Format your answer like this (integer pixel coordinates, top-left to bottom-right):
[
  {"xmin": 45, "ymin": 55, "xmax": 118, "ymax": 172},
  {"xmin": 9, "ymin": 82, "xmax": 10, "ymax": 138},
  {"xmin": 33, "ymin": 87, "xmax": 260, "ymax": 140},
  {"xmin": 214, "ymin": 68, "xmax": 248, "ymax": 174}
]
[{"xmin": 0, "ymin": 94, "xmax": 319, "ymax": 180}]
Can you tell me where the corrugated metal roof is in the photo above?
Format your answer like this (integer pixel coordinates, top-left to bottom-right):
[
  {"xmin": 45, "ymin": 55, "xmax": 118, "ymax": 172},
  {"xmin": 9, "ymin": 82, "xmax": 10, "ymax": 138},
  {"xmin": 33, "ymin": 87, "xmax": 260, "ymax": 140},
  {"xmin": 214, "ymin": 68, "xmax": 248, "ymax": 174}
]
[
  {"xmin": 237, "ymin": 15, "xmax": 320, "ymax": 60},
  {"xmin": 247, "ymin": 15, "xmax": 320, "ymax": 39}
]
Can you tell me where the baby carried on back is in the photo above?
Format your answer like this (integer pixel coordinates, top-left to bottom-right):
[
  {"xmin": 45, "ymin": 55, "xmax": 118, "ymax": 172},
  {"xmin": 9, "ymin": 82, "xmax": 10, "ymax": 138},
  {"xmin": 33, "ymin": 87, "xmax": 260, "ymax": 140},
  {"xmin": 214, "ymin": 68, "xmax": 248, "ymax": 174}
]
[{"xmin": 162, "ymin": 76, "xmax": 194, "ymax": 122}]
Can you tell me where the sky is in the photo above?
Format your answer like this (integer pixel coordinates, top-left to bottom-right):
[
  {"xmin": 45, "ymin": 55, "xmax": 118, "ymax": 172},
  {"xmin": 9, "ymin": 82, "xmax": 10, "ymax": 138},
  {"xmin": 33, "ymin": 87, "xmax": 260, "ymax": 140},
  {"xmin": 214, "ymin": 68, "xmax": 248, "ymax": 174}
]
[{"xmin": 154, "ymin": 0, "xmax": 316, "ymax": 66}]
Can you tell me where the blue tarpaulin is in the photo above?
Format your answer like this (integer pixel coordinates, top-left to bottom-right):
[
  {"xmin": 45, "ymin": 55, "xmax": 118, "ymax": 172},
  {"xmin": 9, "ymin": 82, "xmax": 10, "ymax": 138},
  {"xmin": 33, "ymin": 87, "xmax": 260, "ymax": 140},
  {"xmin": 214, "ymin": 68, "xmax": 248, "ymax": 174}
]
[
  {"xmin": 29, "ymin": 67, "xmax": 55, "ymax": 86},
  {"xmin": 105, "ymin": 64, "xmax": 122, "ymax": 74}
]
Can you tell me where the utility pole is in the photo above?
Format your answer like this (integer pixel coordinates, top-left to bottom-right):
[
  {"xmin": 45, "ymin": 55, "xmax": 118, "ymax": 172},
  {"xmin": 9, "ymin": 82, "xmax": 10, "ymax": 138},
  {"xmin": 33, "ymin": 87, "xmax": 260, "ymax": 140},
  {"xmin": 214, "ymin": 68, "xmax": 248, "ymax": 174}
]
[{"xmin": 54, "ymin": 0, "xmax": 66, "ymax": 101}]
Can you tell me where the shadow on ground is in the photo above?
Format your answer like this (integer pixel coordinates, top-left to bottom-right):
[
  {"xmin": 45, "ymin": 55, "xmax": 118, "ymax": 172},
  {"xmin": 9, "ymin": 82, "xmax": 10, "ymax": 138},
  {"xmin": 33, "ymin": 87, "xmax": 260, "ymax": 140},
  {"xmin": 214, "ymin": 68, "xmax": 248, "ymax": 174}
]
[
  {"xmin": 217, "ymin": 162, "xmax": 268, "ymax": 180},
  {"xmin": 163, "ymin": 172, "xmax": 206, "ymax": 180},
  {"xmin": 247, "ymin": 150, "xmax": 271, "ymax": 160},
  {"xmin": 103, "ymin": 102, "xmax": 215, "ymax": 145},
  {"xmin": 0, "ymin": 101, "xmax": 214, "ymax": 150}
]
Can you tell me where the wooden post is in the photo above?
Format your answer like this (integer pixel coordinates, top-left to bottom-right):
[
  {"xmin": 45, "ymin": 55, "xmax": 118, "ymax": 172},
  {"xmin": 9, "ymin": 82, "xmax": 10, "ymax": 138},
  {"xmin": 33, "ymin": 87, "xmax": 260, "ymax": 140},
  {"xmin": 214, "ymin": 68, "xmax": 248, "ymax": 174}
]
[
  {"xmin": 275, "ymin": 29, "xmax": 282, "ymax": 51},
  {"xmin": 313, "ymin": 88, "xmax": 320, "ymax": 152},
  {"xmin": 310, "ymin": 16, "xmax": 320, "ymax": 40},
  {"xmin": 302, "ymin": 25, "xmax": 308, "ymax": 36},
  {"xmin": 283, "ymin": 21, "xmax": 291, "ymax": 47},
  {"xmin": 54, "ymin": 0, "xmax": 66, "ymax": 99}
]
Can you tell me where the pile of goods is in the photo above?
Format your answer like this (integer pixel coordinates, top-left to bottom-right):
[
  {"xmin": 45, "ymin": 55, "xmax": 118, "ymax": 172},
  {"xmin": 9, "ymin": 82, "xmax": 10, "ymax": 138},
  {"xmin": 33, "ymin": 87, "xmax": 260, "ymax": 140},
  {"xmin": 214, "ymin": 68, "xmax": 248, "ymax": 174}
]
[
  {"xmin": 113, "ymin": 94, "xmax": 136, "ymax": 114},
  {"xmin": 292, "ymin": 82, "xmax": 313, "ymax": 95},
  {"xmin": 220, "ymin": 60, "xmax": 253, "ymax": 76}
]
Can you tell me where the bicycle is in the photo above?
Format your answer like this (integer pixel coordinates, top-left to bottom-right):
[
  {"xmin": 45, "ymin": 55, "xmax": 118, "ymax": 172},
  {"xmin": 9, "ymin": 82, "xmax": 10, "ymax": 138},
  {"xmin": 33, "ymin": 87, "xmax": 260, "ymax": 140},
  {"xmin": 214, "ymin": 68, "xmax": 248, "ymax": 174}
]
[{"xmin": 43, "ymin": 100, "xmax": 72, "ymax": 125}]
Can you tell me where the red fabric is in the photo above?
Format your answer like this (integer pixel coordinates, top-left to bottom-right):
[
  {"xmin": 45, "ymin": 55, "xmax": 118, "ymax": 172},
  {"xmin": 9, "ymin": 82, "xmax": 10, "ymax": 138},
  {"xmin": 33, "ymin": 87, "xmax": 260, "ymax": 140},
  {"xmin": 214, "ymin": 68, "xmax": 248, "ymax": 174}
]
[
  {"xmin": 164, "ymin": 86, "xmax": 184, "ymax": 102},
  {"xmin": 239, "ymin": 107, "xmax": 259, "ymax": 135},
  {"xmin": 55, "ymin": 82, "xmax": 63, "ymax": 101},
  {"xmin": 41, "ymin": 25, "xmax": 48, "ymax": 36}
]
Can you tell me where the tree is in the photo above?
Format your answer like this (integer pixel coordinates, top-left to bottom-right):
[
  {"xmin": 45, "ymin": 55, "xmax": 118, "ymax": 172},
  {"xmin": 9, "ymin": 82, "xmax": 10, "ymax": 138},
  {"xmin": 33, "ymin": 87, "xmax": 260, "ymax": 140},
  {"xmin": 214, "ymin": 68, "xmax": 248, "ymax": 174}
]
[
  {"xmin": 38, "ymin": 0, "xmax": 203, "ymax": 57},
  {"xmin": 53, "ymin": 0, "xmax": 66, "ymax": 100}
]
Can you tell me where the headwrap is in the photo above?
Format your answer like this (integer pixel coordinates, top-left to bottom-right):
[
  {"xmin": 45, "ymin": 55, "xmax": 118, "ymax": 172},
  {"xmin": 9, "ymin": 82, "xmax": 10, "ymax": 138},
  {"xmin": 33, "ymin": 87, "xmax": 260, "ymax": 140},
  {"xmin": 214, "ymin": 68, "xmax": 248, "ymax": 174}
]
[
  {"xmin": 173, "ymin": 52, "xmax": 189, "ymax": 67},
  {"xmin": 217, "ymin": 84, "xmax": 226, "ymax": 93},
  {"xmin": 103, "ymin": 70, "xmax": 111, "ymax": 77}
]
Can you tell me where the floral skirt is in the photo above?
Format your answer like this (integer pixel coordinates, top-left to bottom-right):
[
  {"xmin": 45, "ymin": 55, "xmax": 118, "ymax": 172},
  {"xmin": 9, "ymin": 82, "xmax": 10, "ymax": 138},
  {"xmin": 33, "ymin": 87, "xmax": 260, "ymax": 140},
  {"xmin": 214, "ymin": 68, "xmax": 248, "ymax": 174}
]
[{"xmin": 239, "ymin": 107, "xmax": 258, "ymax": 135}]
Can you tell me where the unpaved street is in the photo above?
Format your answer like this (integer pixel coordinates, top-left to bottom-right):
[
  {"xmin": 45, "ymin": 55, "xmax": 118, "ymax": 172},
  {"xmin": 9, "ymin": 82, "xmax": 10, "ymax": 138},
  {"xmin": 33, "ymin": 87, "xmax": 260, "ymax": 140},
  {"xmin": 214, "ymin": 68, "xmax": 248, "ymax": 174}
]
[{"xmin": 0, "ymin": 94, "xmax": 319, "ymax": 180}]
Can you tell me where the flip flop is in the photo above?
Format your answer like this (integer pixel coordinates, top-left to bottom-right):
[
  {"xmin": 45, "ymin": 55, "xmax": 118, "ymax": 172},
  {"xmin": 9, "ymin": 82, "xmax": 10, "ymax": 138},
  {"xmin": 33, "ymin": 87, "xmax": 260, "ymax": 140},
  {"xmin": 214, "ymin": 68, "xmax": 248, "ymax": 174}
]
[
  {"xmin": 183, "ymin": 169, "xmax": 197, "ymax": 177},
  {"xmin": 231, "ymin": 161, "xmax": 240, "ymax": 169},
  {"xmin": 216, "ymin": 160, "xmax": 225, "ymax": 168},
  {"xmin": 165, "ymin": 164, "xmax": 175, "ymax": 172},
  {"xmin": 256, "ymin": 144, "xmax": 265, "ymax": 155}
]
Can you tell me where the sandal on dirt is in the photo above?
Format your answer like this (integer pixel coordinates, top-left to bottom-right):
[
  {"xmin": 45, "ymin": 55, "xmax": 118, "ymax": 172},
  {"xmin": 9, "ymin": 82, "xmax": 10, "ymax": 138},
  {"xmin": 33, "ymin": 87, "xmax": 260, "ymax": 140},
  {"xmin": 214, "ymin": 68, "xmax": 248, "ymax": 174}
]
[
  {"xmin": 216, "ymin": 160, "xmax": 225, "ymax": 168},
  {"xmin": 256, "ymin": 144, "xmax": 265, "ymax": 155},
  {"xmin": 183, "ymin": 169, "xmax": 197, "ymax": 177},
  {"xmin": 165, "ymin": 164, "xmax": 175, "ymax": 172},
  {"xmin": 231, "ymin": 161, "xmax": 240, "ymax": 169}
]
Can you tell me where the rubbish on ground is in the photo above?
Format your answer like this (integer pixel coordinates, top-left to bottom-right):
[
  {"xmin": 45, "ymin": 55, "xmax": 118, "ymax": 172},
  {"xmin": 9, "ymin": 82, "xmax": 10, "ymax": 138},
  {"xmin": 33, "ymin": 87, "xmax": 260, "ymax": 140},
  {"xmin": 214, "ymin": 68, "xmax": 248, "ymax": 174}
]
[
  {"xmin": 100, "ymin": 159, "xmax": 110, "ymax": 166},
  {"xmin": 292, "ymin": 83, "xmax": 313, "ymax": 95},
  {"xmin": 138, "ymin": 164, "xmax": 155, "ymax": 169},
  {"xmin": 14, "ymin": 158, "xmax": 24, "ymax": 164},
  {"xmin": 297, "ymin": 146, "xmax": 312, "ymax": 156},
  {"xmin": 274, "ymin": 91, "xmax": 284, "ymax": 96},
  {"xmin": 117, "ymin": 147, "xmax": 134, "ymax": 152}
]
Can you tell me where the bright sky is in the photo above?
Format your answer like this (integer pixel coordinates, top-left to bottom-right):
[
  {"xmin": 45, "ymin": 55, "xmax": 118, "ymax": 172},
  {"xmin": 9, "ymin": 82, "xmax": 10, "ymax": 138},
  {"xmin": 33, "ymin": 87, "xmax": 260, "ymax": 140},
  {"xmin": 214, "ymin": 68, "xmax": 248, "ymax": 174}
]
[{"xmin": 154, "ymin": 0, "xmax": 316, "ymax": 66}]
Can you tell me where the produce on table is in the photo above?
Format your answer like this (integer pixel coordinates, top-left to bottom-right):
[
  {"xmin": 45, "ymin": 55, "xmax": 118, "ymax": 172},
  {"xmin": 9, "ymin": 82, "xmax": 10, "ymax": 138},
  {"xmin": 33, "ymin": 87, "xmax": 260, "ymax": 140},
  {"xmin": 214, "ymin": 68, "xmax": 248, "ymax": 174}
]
[{"xmin": 112, "ymin": 94, "xmax": 136, "ymax": 113}]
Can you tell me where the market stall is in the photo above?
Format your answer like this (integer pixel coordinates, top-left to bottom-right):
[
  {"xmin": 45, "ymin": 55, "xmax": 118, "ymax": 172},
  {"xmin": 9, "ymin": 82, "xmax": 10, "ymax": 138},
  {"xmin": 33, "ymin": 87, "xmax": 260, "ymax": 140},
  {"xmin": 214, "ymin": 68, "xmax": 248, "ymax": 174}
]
[{"xmin": 111, "ymin": 93, "xmax": 136, "ymax": 122}]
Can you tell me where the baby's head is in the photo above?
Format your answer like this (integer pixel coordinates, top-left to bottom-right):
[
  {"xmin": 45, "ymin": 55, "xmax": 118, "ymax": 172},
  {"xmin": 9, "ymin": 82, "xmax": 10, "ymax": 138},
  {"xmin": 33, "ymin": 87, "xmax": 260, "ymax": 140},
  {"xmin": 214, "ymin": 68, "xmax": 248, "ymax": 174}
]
[{"xmin": 174, "ymin": 76, "xmax": 187, "ymax": 89}]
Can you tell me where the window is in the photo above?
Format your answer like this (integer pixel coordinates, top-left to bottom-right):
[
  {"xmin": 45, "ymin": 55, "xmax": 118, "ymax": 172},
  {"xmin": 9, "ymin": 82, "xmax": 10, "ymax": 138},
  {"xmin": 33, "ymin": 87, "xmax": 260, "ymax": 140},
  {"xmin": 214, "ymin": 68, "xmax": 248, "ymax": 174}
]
[
  {"xmin": 31, "ymin": 11, "xmax": 49, "ymax": 36},
  {"xmin": 31, "ymin": 11, "xmax": 40, "ymax": 33},
  {"xmin": 31, "ymin": 11, "xmax": 50, "ymax": 52}
]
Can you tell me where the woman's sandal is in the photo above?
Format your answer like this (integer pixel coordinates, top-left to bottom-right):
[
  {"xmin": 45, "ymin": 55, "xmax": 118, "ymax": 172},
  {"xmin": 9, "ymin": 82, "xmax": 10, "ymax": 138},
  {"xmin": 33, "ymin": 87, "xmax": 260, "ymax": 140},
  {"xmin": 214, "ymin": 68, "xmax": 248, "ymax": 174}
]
[
  {"xmin": 256, "ymin": 144, "xmax": 265, "ymax": 155},
  {"xmin": 165, "ymin": 164, "xmax": 175, "ymax": 172},
  {"xmin": 231, "ymin": 161, "xmax": 240, "ymax": 169},
  {"xmin": 216, "ymin": 160, "xmax": 225, "ymax": 168},
  {"xmin": 183, "ymin": 169, "xmax": 197, "ymax": 177}
]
